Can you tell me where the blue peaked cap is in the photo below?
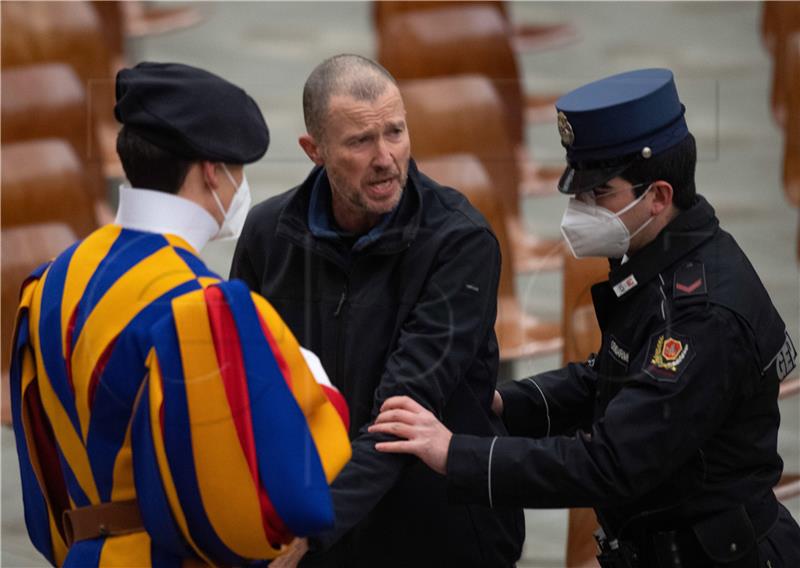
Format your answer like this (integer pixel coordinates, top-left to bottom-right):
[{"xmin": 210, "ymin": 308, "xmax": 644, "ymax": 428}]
[{"xmin": 555, "ymin": 68, "xmax": 690, "ymax": 194}]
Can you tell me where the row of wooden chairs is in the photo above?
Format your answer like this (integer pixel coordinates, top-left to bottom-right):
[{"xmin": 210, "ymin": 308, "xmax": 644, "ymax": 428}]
[{"xmin": 0, "ymin": 1, "xmax": 202, "ymax": 425}]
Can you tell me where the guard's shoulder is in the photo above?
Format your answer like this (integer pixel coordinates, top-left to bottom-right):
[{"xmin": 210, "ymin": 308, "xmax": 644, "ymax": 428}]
[
  {"xmin": 671, "ymin": 258, "xmax": 708, "ymax": 305},
  {"xmin": 669, "ymin": 230, "xmax": 789, "ymax": 375}
]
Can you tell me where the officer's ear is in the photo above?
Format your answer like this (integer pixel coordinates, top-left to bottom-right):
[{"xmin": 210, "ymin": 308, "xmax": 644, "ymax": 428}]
[
  {"xmin": 299, "ymin": 134, "xmax": 325, "ymax": 166},
  {"xmin": 649, "ymin": 181, "xmax": 674, "ymax": 217}
]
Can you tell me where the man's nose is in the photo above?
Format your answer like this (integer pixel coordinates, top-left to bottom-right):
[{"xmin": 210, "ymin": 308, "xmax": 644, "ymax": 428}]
[{"xmin": 373, "ymin": 137, "xmax": 393, "ymax": 168}]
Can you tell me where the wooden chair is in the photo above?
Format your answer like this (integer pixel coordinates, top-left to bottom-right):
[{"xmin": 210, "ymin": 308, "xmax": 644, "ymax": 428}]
[
  {"xmin": 372, "ymin": 1, "xmax": 578, "ymax": 54},
  {"xmin": 2, "ymin": 139, "xmax": 99, "ymax": 238},
  {"xmin": 783, "ymin": 33, "xmax": 800, "ymax": 208},
  {"xmin": 400, "ymin": 75, "xmax": 564, "ymax": 273},
  {"xmin": 1, "ymin": 63, "xmax": 109, "ymax": 217},
  {"xmin": 767, "ymin": 2, "xmax": 800, "ymax": 126},
  {"xmin": 416, "ymin": 154, "xmax": 562, "ymax": 361},
  {"xmin": 1, "ymin": 222, "xmax": 78, "ymax": 426},
  {"xmin": 560, "ymin": 251, "xmax": 608, "ymax": 568},
  {"xmin": 1, "ymin": 1, "xmax": 120, "ymax": 177},
  {"xmin": 378, "ymin": 5, "xmax": 563, "ymax": 197},
  {"xmin": 762, "ymin": 1, "xmax": 780, "ymax": 54}
]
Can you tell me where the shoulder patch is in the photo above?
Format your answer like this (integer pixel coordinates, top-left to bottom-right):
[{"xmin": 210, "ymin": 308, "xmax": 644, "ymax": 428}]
[
  {"xmin": 643, "ymin": 332, "xmax": 695, "ymax": 382},
  {"xmin": 772, "ymin": 330, "xmax": 797, "ymax": 382},
  {"xmin": 673, "ymin": 261, "xmax": 707, "ymax": 299}
]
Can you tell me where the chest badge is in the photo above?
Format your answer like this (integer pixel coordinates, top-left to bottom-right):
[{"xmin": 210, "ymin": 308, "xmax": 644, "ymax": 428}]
[
  {"xmin": 644, "ymin": 332, "xmax": 695, "ymax": 382},
  {"xmin": 612, "ymin": 274, "xmax": 638, "ymax": 298}
]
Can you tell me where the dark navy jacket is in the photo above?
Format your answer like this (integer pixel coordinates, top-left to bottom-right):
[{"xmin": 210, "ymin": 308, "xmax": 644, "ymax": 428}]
[
  {"xmin": 231, "ymin": 160, "xmax": 524, "ymax": 567},
  {"xmin": 448, "ymin": 196, "xmax": 799, "ymax": 566}
]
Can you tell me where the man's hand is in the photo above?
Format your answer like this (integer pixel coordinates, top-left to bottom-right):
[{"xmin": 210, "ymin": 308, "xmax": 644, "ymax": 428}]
[
  {"xmin": 491, "ymin": 389, "xmax": 504, "ymax": 417},
  {"xmin": 270, "ymin": 537, "xmax": 308, "ymax": 567},
  {"xmin": 369, "ymin": 396, "xmax": 452, "ymax": 475}
]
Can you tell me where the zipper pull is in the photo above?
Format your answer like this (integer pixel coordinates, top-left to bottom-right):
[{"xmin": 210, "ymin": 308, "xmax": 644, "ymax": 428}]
[{"xmin": 334, "ymin": 289, "xmax": 347, "ymax": 317}]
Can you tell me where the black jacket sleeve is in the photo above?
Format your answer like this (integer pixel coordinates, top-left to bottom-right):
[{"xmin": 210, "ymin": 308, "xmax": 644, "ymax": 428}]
[
  {"xmin": 499, "ymin": 362, "xmax": 598, "ymax": 438},
  {"xmin": 229, "ymin": 211, "xmax": 261, "ymax": 289},
  {"xmin": 446, "ymin": 308, "xmax": 756, "ymax": 510},
  {"xmin": 312, "ymin": 227, "xmax": 502, "ymax": 549}
]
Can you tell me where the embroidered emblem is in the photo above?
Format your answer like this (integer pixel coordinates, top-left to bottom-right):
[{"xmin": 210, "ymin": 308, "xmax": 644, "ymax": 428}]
[
  {"xmin": 644, "ymin": 332, "xmax": 694, "ymax": 382},
  {"xmin": 557, "ymin": 111, "xmax": 575, "ymax": 146},
  {"xmin": 613, "ymin": 274, "xmax": 638, "ymax": 298}
]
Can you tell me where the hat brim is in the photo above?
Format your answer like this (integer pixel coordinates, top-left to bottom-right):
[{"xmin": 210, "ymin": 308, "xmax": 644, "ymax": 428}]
[{"xmin": 557, "ymin": 161, "xmax": 633, "ymax": 195}]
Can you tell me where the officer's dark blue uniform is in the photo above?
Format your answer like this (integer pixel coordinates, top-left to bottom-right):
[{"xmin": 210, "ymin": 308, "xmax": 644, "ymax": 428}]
[{"xmin": 446, "ymin": 69, "xmax": 800, "ymax": 567}]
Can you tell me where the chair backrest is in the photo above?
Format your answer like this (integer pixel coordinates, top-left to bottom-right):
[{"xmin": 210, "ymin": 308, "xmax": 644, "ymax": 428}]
[
  {"xmin": 91, "ymin": 0, "xmax": 125, "ymax": 58},
  {"xmin": 768, "ymin": 2, "xmax": 800, "ymax": 126},
  {"xmin": 373, "ymin": 1, "xmax": 509, "ymax": 31},
  {"xmin": 415, "ymin": 153, "xmax": 516, "ymax": 301},
  {"xmin": 1, "ymin": 139, "xmax": 98, "ymax": 237},
  {"xmin": 1, "ymin": 1, "xmax": 115, "ymax": 148},
  {"xmin": 762, "ymin": 1, "xmax": 780, "ymax": 54},
  {"xmin": 2, "ymin": 63, "xmax": 106, "ymax": 201},
  {"xmin": 561, "ymin": 252, "xmax": 607, "ymax": 365},
  {"xmin": 378, "ymin": 5, "xmax": 525, "ymax": 146},
  {"xmin": 783, "ymin": 32, "xmax": 800, "ymax": 207},
  {"xmin": 1, "ymin": 222, "xmax": 78, "ymax": 373},
  {"xmin": 400, "ymin": 75, "xmax": 521, "ymax": 221}
]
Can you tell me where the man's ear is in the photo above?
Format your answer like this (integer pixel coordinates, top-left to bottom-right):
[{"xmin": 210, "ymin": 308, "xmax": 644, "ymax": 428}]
[
  {"xmin": 200, "ymin": 161, "xmax": 223, "ymax": 190},
  {"xmin": 299, "ymin": 134, "xmax": 324, "ymax": 166},
  {"xmin": 650, "ymin": 180, "xmax": 674, "ymax": 216}
]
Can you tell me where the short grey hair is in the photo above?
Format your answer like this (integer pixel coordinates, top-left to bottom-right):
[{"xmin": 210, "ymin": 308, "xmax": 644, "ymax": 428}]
[{"xmin": 302, "ymin": 54, "xmax": 398, "ymax": 140}]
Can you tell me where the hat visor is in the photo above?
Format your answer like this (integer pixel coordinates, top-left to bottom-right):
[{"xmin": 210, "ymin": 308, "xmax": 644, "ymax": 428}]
[{"xmin": 558, "ymin": 162, "xmax": 633, "ymax": 194}]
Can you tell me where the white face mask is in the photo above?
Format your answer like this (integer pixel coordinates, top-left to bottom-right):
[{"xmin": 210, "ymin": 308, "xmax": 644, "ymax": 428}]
[
  {"xmin": 559, "ymin": 185, "xmax": 654, "ymax": 259},
  {"xmin": 211, "ymin": 165, "xmax": 251, "ymax": 241}
]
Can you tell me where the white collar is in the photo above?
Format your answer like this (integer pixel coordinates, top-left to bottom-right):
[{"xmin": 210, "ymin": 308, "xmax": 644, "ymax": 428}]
[{"xmin": 114, "ymin": 185, "xmax": 220, "ymax": 252}]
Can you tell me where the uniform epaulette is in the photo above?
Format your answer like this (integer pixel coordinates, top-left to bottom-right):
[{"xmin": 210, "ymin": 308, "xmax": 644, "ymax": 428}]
[{"xmin": 673, "ymin": 260, "xmax": 707, "ymax": 303}]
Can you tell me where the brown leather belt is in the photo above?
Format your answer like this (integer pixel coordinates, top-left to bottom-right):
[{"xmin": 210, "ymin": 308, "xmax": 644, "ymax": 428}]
[{"xmin": 62, "ymin": 500, "xmax": 144, "ymax": 546}]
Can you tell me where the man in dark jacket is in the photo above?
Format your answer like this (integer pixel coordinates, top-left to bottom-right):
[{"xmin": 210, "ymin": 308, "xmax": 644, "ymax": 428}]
[
  {"xmin": 371, "ymin": 69, "xmax": 800, "ymax": 567},
  {"xmin": 230, "ymin": 54, "xmax": 524, "ymax": 567}
]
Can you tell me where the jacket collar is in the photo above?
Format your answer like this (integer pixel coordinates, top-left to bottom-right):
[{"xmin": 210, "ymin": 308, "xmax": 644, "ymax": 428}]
[
  {"xmin": 606, "ymin": 194, "xmax": 719, "ymax": 299},
  {"xmin": 277, "ymin": 159, "xmax": 424, "ymax": 260}
]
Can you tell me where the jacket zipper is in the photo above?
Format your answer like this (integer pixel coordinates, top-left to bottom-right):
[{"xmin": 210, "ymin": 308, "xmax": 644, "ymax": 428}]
[{"xmin": 333, "ymin": 277, "xmax": 349, "ymax": 409}]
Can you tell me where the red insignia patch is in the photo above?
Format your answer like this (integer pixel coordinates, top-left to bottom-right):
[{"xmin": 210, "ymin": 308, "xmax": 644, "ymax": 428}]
[
  {"xmin": 643, "ymin": 332, "xmax": 695, "ymax": 382},
  {"xmin": 675, "ymin": 278, "xmax": 702, "ymax": 294},
  {"xmin": 661, "ymin": 338, "xmax": 683, "ymax": 361}
]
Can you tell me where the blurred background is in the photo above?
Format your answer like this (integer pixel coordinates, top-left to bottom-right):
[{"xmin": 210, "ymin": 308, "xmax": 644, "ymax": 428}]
[{"xmin": 2, "ymin": 1, "xmax": 798, "ymax": 566}]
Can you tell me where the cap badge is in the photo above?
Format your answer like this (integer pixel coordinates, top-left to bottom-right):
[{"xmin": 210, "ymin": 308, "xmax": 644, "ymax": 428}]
[{"xmin": 557, "ymin": 112, "xmax": 575, "ymax": 146}]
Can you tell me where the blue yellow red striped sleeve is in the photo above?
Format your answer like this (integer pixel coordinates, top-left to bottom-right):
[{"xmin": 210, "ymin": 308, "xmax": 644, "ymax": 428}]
[
  {"xmin": 131, "ymin": 280, "xmax": 351, "ymax": 564},
  {"xmin": 10, "ymin": 261, "xmax": 69, "ymax": 567}
]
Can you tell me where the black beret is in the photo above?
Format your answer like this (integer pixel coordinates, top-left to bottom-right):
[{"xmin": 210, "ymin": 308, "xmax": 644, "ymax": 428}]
[{"xmin": 114, "ymin": 62, "xmax": 269, "ymax": 163}]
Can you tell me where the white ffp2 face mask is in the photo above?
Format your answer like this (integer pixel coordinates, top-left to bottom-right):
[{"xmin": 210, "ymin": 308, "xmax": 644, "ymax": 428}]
[
  {"xmin": 559, "ymin": 185, "xmax": 653, "ymax": 259},
  {"xmin": 211, "ymin": 165, "xmax": 251, "ymax": 241}
]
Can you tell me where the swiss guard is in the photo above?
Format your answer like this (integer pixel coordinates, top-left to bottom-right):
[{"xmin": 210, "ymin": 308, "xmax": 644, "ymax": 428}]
[{"xmin": 9, "ymin": 62, "xmax": 351, "ymax": 567}]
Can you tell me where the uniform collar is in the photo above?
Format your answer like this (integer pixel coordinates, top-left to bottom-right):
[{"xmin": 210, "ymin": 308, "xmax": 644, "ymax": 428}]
[
  {"xmin": 114, "ymin": 185, "xmax": 219, "ymax": 253},
  {"xmin": 607, "ymin": 195, "xmax": 719, "ymax": 299}
]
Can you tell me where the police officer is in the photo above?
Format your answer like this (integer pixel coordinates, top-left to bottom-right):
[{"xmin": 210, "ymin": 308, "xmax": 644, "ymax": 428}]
[{"xmin": 369, "ymin": 68, "xmax": 800, "ymax": 567}]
